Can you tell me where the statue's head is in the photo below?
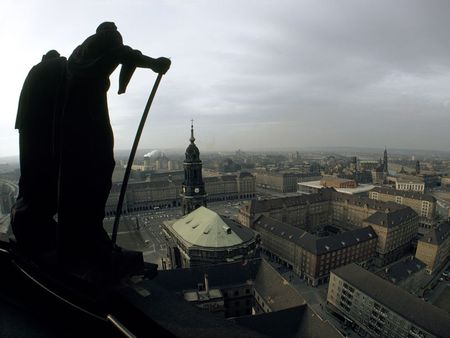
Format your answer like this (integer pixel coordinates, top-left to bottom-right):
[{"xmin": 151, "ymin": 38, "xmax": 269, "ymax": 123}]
[
  {"xmin": 96, "ymin": 22, "xmax": 117, "ymax": 33},
  {"xmin": 42, "ymin": 49, "xmax": 60, "ymax": 62}
]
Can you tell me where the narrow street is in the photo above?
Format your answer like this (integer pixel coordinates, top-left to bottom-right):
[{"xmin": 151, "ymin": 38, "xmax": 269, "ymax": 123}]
[{"xmin": 264, "ymin": 256, "xmax": 359, "ymax": 338}]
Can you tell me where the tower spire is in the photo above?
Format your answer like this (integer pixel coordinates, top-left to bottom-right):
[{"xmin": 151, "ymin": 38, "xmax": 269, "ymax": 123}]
[
  {"xmin": 383, "ymin": 146, "xmax": 388, "ymax": 174},
  {"xmin": 190, "ymin": 119, "xmax": 195, "ymax": 144},
  {"xmin": 182, "ymin": 119, "xmax": 206, "ymax": 215}
]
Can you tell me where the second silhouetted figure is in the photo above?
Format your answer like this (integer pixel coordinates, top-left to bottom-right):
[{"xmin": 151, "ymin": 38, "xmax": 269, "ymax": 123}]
[{"xmin": 56, "ymin": 22, "xmax": 170, "ymax": 283}]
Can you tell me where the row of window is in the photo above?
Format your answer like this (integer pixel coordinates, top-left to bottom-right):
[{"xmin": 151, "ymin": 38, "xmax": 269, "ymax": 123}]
[
  {"xmin": 330, "ymin": 278, "xmax": 426, "ymax": 338},
  {"xmin": 396, "ymin": 183, "xmax": 424, "ymax": 191}
]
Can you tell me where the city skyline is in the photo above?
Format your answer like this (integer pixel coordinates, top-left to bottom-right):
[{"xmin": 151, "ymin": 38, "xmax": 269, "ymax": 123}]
[
  {"xmin": 2, "ymin": 0, "xmax": 450, "ymax": 157},
  {"xmin": 2, "ymin": 144, "xmax": 450, "ymax": 164}
]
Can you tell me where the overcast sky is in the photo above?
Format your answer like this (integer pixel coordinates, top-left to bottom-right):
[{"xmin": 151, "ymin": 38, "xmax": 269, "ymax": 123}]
[{"xmin": 1, "ymin": 0, "xmax": 450, "ymax": 157}]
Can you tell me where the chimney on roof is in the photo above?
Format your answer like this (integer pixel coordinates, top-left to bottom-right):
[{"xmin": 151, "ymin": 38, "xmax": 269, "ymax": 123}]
[{"xmin": 204, "ymin": 273, "xmax": 209, "ymax": 293}]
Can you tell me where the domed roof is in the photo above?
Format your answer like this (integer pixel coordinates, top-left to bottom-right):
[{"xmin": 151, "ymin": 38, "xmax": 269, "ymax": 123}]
[
  {"xmin": 185, "ymin": 143, "xmax": 200, "ymax": 162},
  {"xmin": 169, "ymin": 207, "xmax": 254, "ymax": 248}
]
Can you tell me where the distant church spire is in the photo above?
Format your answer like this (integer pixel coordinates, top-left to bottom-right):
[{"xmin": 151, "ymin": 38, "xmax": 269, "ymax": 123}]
[{"xmin": 383, "ymin": 147, "xmax": 388, "ymax": 173}]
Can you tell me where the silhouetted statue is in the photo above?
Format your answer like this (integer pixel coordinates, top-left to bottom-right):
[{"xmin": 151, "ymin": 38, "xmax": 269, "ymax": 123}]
[
  {"xmin": 13, "ymin": 22, "xmax": 170, "ymax": 285},
  {"xmin": 57, "ymin": 22, "xmax": 170, "ymax": 283},
  {"xmin": 11, "ymin": 50, "xmax": 67, "ymax": 255}
]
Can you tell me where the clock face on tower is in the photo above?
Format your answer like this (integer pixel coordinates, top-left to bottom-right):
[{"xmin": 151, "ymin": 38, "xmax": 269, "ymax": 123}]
[{"xmin": 194, "ymin": 188, "xmax": 199, "ymax": 193}]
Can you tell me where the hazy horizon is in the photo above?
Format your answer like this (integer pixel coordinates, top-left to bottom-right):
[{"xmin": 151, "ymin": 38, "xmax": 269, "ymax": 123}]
[
  {"xmin": 2, "ymin": 0, "xmax": 450, "ymax": 157},
  {"xmin": 2, "ymin": 144, "xmax": 449, "ymax": 164}
]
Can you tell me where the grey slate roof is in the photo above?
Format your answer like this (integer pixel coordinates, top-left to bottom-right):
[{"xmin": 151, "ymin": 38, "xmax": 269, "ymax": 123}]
[
  {"xmin": 233, "ymin": 306, "xmax": 307, "ymax": 338},
  {"xmin": 249, "ymin": 189, "xmax": 406, "ymax": 215},
  {"xmin": 123, "ymin": 277, "xmax": 266, "ymax": 338},
  {"xmin": 221, "ymin": 175, "xmax": 237, "ymax": 181},
  {"xmin": 253, "ymin": 260, "xmax": 305, "ymax": 312},
  {"xmin": 377, "ymin": 257, "xmax": 426, "ymax": 284},
  {"xmin": 254, "ymin": 216, "xmax": 377, "ymax": 255},
  {"xmin": 223, "ymin": 218, "xmax": 257, "ymax": 243},
  {"xmin": 254, "ymin": 216, "xmax": 314, "ymax": 251},
  {"xmin": 364, "ymin": 206, "xmax": 418, "ymax": 228},
  {"xmin": 239, "ymin": 172, "xmax": 254, "ymax": 178},
  {"xmin": 371, "ymin": 186, "xmax": 436, "ymax": 202},
  {"xmin": 110, "ymin": 179, "xmax": 182, "ymax": 192},
  {"xmin": 249, "ymin": 190, "xmax": 332, "ymax": 214},
  {"xmin": 419, "ymin": 221, "xmax": 450, "ymax": 246},
  {"xmin": 396, "ymin": 174, "xmax": 424, "ymax": 183},
  {"xmin": 332, "ymin": 263, "xmax": 450, "ymax": 338},
  {"xmin": 233, "ymin": 305, "xmax": 342, "ymax": 338},
  {"xmin": 330, "ymin": 192, "xmax": 404, "ymax": 212},
  {"xmin": 315, "ymin": 227, "xmax": 377, "ymax": 255},
  {"xmin": 150, "ymin": 258, "xmax": 341, "ymax": 338}
]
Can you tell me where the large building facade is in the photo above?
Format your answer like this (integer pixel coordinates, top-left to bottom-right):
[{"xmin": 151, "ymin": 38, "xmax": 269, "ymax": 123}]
[
  {"xmin": 205, "ymin": 172, "xmax": 255, "ymax": 202},
  {"xmin": 254, "ymin": 170, "xmax": 302, "ymax": 193},
  {"xmin": 363, "ymin": 207, "xmax": 418, "ymax": 266},
  {"xmin": 327, "ymin": 263, "xmax": 450, "ymax": 338},
  {"xmin": 254, "ymin": 216, "xmax": 377, "ymax": 286},
  {"xmin": 105, "ymin": 173, "xmax": 256, "ymax": 217},
  {"xmin": 238, "ymin": 189, "xmax": 419, "ymax": 267},
  {"xmin": 415, "ymin": 221, "xmax": 450, "ymax": 274},
  {"xmin": 320, "ymin": 176, "xmax": 358, "ymax": 189},
  {"xmin": 238, "ymin": 189, "xmax": 333, "ymax": 230},
  {"xmin": 239, "ymin": 188, "xmax": 415, "ymax": 232},
  {"xmin": 394, "ymin": 174, "xmax": 425, "ymax": 193},
  {"xmin": 369, "ymin": 186, "xmax": 437, "ymax": 233}
]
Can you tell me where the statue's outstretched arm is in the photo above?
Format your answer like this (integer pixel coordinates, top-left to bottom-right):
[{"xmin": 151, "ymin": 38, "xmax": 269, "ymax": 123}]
[{"xmin": 118, "ymin": 49, "xmax": 171, "ymax": 94}]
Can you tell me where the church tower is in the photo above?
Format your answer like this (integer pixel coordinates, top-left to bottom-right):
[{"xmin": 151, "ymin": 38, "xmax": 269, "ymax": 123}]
[
  {"xmin": 383, "ymin": 147, "xmax": 388, "ymax": 174},
  {"xmin": 181, "ymin": 121, "xmax": 207, "ymax": 215}
]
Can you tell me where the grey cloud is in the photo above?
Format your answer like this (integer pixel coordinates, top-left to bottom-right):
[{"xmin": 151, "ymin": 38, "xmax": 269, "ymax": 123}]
[{"xmin": 3, "ymin": 0, "xmax": 450, "ymax": 156}]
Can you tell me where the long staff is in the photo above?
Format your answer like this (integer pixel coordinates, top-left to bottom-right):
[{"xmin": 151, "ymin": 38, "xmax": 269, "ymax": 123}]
[{"xmin": 112, "ymin": 73, "xmax": 163, "ymax": 244}]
